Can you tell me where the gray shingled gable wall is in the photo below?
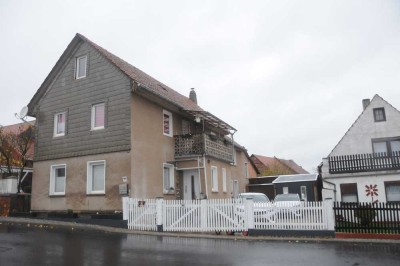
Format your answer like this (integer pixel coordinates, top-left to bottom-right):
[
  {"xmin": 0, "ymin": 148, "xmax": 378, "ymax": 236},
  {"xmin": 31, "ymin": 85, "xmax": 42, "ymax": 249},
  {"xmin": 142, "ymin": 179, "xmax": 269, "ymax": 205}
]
[{"xmin": 34, "ymin": 41, "xmax": 131, "ymax": 161}]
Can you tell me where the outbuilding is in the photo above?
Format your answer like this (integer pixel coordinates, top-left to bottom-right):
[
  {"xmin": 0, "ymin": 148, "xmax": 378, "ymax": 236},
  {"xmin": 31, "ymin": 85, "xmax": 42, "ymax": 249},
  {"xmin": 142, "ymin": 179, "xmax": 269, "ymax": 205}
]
[{"xmin": 272, "ymin": 174, "xmax": 322, "ymax": 201}]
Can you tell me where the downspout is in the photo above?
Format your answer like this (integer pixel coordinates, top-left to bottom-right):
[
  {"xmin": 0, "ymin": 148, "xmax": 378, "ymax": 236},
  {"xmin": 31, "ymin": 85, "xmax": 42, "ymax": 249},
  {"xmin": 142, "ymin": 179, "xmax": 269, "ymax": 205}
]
[
  {"xmin": 203, "ymin": 155, "xmax": 208, "ymax": 199},
  {"xmin": 318, "ymin": 162, "xmax": 337, "ymax": 202},
  {"xmin": 230, "ymin": 130, "xmax": 237, "ymax": 165}
]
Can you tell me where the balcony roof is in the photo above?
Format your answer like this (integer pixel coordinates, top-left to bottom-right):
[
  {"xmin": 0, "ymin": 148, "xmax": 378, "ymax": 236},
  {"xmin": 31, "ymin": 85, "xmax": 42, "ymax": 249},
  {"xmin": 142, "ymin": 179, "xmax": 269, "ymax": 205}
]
[{"xmin": 184, "ymin": 110, "xmax": 237, "ymax": 133}]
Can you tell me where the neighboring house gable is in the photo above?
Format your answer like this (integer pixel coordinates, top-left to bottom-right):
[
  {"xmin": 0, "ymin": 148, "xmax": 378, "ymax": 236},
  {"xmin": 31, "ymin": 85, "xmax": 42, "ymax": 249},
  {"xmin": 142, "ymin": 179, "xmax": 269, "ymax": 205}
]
[{"xmin": 321, "ymin": 95, "xmax": 400, "ymax": 203}]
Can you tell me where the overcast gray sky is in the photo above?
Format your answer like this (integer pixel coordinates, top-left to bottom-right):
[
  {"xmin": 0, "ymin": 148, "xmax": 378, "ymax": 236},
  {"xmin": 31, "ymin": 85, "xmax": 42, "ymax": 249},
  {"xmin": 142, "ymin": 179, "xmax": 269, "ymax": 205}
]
[{"xmin": 1, "ymin": 0, "xmax": 400, "ymax": 172}]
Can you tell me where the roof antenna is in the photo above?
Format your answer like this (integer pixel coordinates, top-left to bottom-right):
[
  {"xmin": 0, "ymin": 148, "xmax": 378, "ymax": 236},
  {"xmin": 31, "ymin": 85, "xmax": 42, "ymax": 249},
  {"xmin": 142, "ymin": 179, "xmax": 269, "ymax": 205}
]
[{"xmin": 15, "ymin": 106, "xmax": 34, "ymax": 125}]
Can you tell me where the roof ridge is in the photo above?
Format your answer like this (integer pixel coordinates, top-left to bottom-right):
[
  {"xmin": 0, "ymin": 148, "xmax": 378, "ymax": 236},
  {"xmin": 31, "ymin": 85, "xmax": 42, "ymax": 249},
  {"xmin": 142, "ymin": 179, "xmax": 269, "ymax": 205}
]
[{"xmin": 326, "ymin": 94, "xmax": 399, "ymax": 157}]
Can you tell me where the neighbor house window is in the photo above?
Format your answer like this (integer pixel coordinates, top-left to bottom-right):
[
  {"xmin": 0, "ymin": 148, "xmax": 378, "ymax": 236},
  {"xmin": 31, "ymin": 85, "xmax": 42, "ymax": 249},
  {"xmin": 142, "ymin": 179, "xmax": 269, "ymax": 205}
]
[
  {"xmin": 372, "ymin": 138, "xmax": 400, "ymax": 155},
  {"xmin": 54, "ymin": 112, "xmax": 66, "ymax": 137},
  {"xmin": 373, "ymin": 108, "xmax": 386, "ymax": 122},
  {"xmin": 76, "ymin": 55, "xmax": 87, "ymax": 79},
  {"xmin": 385, "ymin": 181, "xmax": 400, "ymax": 203},
  {"xmin": 300, "ymin": 186, "xmax": 307, "ymax": 201},
  {"xmin": 163, "ymin": 163, "xmax": 175, "ymax": 194},
  {"xmin": 211, "ymin": 166, "xmax": 218, "ymax": 192},
  {"xmin": 163, "ymin": 110, "xmax": 173, "ymax": 137},
  {"xmin": 87, "ymin": 160, "xmax": 105, "ymax": 194},
  {"xmin": 283, "ymin": 187, "xmax": 289, "ymax": 194},
  {"xmin": 244, "ymin": 163, "xmax": 249, "ymax": 178},
  {"xmin": 222, "ymin": 168, "xmax": 227, "ymax": 193},
  {"xmin": 91, "ymin": 103, "xmax": 105, "ymax": 130},
  {"xmin": 50, "ymin": 164, "xmax": 66, "ymax": 196},
  {"xmin": 340, "ymin": 183, "xmax": 358, "ymax": 202}
]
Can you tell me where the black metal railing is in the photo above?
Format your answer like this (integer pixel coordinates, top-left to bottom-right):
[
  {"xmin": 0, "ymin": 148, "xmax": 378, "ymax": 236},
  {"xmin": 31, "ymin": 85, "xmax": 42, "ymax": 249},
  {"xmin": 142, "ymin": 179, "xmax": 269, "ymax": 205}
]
[
  {"xmin": 334, "ymin": 202, "xmax": 400, "ymax": 234},
  {"xmin": 174, "ymin": 133, "xmax": 234, "ymax": 162},
  {"xmin": 329, "ymin": 151, "xmax": 400, "ymax": 174}
]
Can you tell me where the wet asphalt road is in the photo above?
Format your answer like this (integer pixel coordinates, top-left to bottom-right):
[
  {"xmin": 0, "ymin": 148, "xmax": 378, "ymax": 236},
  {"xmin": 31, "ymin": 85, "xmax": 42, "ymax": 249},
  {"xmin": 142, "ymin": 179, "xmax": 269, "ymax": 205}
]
[{"xmin": 0, "ymin": 223, "xmax": 399, "ymax": 266}]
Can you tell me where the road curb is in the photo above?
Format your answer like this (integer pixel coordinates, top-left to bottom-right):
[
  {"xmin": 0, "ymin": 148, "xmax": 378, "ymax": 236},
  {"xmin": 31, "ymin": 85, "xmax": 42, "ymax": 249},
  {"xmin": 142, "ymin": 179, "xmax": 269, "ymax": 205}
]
[{"xmin": 1, "ymin": 216, "xmax": 399, "ymax": 245}]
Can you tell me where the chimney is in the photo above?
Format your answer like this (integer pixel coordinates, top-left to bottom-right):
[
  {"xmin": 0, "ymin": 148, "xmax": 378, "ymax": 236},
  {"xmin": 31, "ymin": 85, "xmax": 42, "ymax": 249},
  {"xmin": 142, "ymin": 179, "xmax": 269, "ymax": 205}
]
[
  {"xmin": 362, "ymin": 99, "xmax": 370, "ymax": 110},
  {"xmin": 189, "ymin": 88, "xmax": 197, "ymax": 104}
]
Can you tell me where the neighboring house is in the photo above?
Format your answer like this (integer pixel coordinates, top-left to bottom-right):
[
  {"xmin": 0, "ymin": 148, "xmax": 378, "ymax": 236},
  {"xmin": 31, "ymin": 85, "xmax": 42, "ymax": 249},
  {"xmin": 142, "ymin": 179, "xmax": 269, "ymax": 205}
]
[
  {"xmin": 250, "ymin": 154, "xmax": 309, "ymax": 176},
  {"xmin": 272, "ymin": 174, "xmax": 322, "ymax": 201},
  {"xmin": 320, "ymin": 95, "xmax": 400, "ymax": 203},
  {"xmin": 0, "ymin": 122, "xmax": 34, "ymax": 194},
  {"xmin": 27, "ymin": 33, "xmax": 257, "ymax": 214}
]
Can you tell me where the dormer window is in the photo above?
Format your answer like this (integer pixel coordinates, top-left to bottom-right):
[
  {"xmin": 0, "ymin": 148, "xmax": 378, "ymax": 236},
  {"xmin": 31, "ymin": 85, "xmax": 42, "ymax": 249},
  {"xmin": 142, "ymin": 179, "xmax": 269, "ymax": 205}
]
[
  {"xmin": 373, "ymin": 108, "xmax": 386, "ymax": 122},
  {"xmin": 76, "ymin": 55, "xmax": 87, "ymax": 79}
]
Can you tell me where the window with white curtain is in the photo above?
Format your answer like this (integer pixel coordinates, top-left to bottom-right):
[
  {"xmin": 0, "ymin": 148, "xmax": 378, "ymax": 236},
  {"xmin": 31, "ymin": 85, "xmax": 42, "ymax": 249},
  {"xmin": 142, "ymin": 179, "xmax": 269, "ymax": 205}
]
[
  {"xmin": 211, "ymin": 166, "xmax": 218, "ymax": 192},
  {"xmin": 222, "ymin": 168, "xmax": 227, "ymax": 192},
  {"xmin": 54, "ymin": 112, "xmax": 66, "ymax": 137},
  {"xmin": 385, "ymin": 181, "xmax": 400, "ymax": 202},
  {"xmin": 163, "ymin": 163, "xmax": 174, "ymax": 194},
  {"xmin": 91, "ymin": 103, "xmax": 105, "ymax": 130},
  {"xmin": 87, "ymin": 160, "xmax": 105, "ymax": 194},
  {"xmin": 76, "ymin": 55, "xmax": 87, "ymax": 79},
  {"xmin": 50, "ymin": 164, "xmax": 66, "ymax": 195}
]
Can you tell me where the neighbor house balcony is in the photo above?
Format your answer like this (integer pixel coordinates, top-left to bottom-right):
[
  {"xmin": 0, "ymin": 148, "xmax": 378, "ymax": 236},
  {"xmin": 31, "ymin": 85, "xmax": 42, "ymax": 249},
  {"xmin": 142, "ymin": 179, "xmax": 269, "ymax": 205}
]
[
  {"xmin": 174, "ymin": 133, "xmax": 234, "ymax": 163},
  {"xmin": 328, "ymin": 151, "xmax": 400, "ymax": 174}
]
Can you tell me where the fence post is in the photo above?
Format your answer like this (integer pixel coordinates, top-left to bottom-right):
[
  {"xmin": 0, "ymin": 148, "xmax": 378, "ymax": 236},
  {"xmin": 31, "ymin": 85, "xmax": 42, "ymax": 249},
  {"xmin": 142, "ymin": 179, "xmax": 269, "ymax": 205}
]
[
  {"xmin": 244, "ymin": 199, "xmax": 254, "ymax": 231},
  {"xmin": 156, "ymin": 198, "xmax": 164, "ymax": 232},
  {"xmin": 201, "ymin": 199, "xmax": 207, "ymax": 231},
  {"xmin": 122, "ymin": 196, "xmax": 128, "ymax": 220},
  {"xmin": 324, "ymin": 199, "xmax": 335, "ymax": 231}
]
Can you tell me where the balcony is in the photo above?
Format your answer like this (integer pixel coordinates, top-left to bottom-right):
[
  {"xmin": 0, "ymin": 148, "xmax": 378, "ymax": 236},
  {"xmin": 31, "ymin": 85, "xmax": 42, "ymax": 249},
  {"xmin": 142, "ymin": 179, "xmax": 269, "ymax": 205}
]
[
  {"xmin": 328, "ymin": 151, "xmax": 400, "ymax": 174},
  {"xmin": 174, "ymin": 133, "xmax": 234, "ymax": 163}
]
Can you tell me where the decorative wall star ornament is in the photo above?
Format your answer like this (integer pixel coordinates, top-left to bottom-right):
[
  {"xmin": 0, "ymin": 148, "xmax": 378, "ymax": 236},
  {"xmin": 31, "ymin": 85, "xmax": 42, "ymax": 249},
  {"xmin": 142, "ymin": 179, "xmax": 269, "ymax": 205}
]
[{"xmin": 365, "ymin": 184, "xmax": 379, "ymax": 203}]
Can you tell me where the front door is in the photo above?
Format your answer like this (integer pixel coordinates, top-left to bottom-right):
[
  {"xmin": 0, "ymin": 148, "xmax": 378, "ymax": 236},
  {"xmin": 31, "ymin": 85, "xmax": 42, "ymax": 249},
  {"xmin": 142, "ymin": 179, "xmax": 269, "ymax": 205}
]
[{"xmin": 183, "ymin": 170, "xmax": 200, "ymax": 200}]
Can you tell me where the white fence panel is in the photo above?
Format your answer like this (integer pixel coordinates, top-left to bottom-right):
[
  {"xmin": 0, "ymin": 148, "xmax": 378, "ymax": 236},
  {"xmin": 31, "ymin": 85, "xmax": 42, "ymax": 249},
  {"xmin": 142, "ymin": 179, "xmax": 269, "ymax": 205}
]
[
  {"xmin": 127, "ymin": 198, "xmax": 157, "ymax": 231},
  {"xmin": 254, "ymin": 201, "xmax": 328, "ymax": 230},
  {"xmin": 124, "ymin": 198, "xmax": 333, "ymax": 233}
]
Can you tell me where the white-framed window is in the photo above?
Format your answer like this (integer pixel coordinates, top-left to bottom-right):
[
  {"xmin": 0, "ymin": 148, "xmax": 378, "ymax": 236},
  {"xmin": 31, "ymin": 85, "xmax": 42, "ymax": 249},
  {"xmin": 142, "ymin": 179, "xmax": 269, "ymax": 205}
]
[
  {"xmin": 91, "ymin": 103, "xmax": 105, "ymax": 130},
  {"xmin": 54, "ymin": 112, "xmax": 66, "ymax": 137},
  {"xmin": 211, "ymin": 166, "xmax": 218, "ymax": 192},
  {"xmin": 385, "ymin": 181, "xmax": 400, "ymax": 202},
  {"xmin": 76, "ymin": 55, "xmax": 87, "ymax": 79},
  {"xmin": 87, "ymin": 160, "xmax": 106, "ymax": 194},
  {"xmin": 300, "ymin": 186, "xmax": 307, "ymax": 201},
  {"xmin": 232, "ymin": 180, "xmax": 239, "ymax": 198},
  {"xmin": 222, "ymin": 168, "xmax": 227, "ymax": 193},
  {"xmin": 163, "ymin": 110, "xmax": 173, "ymax": 137},
  {"xmin": 163, "ymin": 163, "xmax": 175, "ymax": 194},
  {"xmin": 340, "ymin": 183, "xmax": 358, "ymax": 202},
  {"xmin": 49, "ymin": 164, "xmax": 66, "ymax": 195},
  {"xmin": 244, "ymin": 162, "xmax": 248, "ymax": 178},
  {"xmin": 283, "ymin": 187, "xmax": 289, "ymax": 194}
]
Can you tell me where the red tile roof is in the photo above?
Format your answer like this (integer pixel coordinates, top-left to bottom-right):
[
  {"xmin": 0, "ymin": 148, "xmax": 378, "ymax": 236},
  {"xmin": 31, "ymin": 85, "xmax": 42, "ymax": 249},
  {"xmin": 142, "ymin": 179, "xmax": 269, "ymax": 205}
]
[
  {"xmin": 1, "ymin": 122, "xmax": 35, "ymax": 160},
  {"xmin": 251, "ymin": 154, "xmax": 309, "ymax": 174}
]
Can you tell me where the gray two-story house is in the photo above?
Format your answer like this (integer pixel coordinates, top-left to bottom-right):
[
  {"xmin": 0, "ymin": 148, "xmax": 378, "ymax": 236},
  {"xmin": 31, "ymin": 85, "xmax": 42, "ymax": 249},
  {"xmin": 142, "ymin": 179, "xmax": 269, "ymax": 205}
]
[{"xmin": 27, "ymin": 33, "xmax": 257, "ymax": 214}]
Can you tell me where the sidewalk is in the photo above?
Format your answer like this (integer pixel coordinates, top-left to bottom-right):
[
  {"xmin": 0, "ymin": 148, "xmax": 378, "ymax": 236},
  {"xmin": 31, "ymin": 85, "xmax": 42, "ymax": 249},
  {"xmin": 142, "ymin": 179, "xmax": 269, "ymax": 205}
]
[{"xmin": 1, "ymin": 216, "xmax": 399, "ymax": 245}]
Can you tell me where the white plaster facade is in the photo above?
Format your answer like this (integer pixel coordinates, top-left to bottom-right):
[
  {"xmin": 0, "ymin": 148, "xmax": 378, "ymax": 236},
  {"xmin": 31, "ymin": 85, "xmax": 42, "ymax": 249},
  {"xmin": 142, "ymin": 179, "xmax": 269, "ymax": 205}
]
[{"xmin": 321, "ymin": 95, "xmax": 400, "ymax": 203}]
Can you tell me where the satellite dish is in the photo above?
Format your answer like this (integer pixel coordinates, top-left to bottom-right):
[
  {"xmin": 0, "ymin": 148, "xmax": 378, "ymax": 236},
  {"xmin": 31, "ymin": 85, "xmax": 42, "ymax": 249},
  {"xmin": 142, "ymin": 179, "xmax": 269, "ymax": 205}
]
[{"xmin": 19, "ymin": 106, "xmax": 28, "ymax": 118}]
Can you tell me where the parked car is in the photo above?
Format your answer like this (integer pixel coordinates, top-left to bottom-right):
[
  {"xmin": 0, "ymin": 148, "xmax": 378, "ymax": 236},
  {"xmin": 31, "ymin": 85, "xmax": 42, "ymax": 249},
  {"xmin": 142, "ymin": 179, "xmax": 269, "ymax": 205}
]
[
  {"xmin": 239, "ymin": 192, "xmax": 270, "ymax": 203},
  {"xmin": 273, "ymin": 193, "xmax": 302, "ymax": 216},
  {"xmin": 238, "ymin": 192, "xmax": 274, "ymax": 219}
]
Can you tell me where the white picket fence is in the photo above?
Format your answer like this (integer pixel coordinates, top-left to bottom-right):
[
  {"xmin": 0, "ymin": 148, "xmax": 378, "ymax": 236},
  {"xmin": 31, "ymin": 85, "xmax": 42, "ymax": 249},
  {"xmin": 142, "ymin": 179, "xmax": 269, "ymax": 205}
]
[{"xmin": 123, "ymin": 198, "xmax": 335, "ymax": 232}]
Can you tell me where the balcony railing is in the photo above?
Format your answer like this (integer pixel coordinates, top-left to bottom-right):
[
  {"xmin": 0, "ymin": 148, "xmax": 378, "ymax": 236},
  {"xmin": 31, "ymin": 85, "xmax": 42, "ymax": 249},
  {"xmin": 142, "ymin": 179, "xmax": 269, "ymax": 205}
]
[
  {"xmin": 328, "ymin": 151, "xmax": 400, "ymax": 174},
  {"xmin": 174, "ymin": 133, "xmax": 234, "ymax": 163}
]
